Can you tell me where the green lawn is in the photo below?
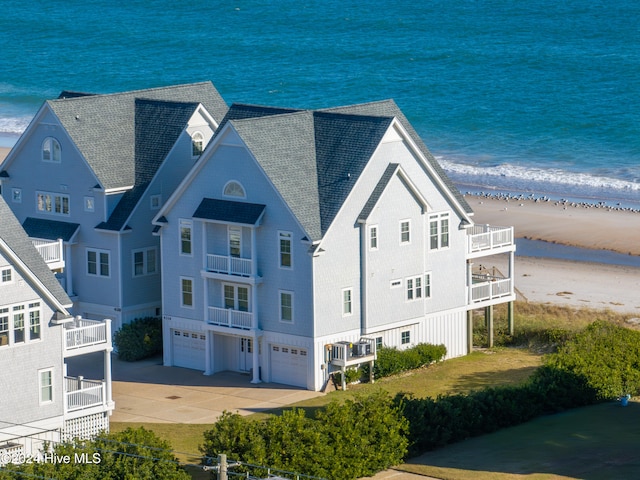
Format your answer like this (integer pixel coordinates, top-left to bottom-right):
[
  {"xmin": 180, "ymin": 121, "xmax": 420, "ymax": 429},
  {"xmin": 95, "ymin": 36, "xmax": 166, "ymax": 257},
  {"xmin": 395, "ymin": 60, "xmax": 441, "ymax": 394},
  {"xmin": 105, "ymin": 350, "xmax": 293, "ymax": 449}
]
[{"xmin": 399, "ymin": 400, "xmax": 640, "ymax": 480}]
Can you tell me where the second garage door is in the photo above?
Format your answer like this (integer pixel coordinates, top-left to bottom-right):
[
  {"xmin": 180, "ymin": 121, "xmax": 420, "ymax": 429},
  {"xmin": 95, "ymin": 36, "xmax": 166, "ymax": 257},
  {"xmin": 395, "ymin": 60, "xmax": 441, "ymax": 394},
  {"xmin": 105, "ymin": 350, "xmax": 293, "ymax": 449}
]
[
  {"xmin": 172, "ymin": 329, "xmax": 206, "ymax": 371},
  {"xmin": 270, "ymin": 345, "xmax": 308, "ymax": 388}
]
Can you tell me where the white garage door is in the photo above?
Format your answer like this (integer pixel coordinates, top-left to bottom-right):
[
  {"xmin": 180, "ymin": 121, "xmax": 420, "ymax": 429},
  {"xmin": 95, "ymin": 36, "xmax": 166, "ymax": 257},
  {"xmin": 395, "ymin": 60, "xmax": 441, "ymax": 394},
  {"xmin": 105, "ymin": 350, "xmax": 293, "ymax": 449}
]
[
  {"xmin": 172, "ymin": 329, "xmax": 206, "ymax": 371},
  {"xmin": 270, "ymin": 345, "xmax": 308, "ymax": 388}
]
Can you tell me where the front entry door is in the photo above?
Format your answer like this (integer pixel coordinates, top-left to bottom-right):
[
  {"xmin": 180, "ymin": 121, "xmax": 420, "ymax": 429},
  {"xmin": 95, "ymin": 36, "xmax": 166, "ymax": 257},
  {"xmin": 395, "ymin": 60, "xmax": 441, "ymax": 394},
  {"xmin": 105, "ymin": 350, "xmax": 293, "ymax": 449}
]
[{"xmin": 239, "ymin": 337, "xmax": 253, "ymax": 372}]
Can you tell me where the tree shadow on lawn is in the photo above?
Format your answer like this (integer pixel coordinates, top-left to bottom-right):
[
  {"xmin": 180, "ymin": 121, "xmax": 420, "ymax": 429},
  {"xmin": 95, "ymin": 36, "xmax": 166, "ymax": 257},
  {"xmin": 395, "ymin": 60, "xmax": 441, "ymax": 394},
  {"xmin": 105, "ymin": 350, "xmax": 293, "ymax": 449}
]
[
  {"xmin": 402, "ymin": 401, "xmax": 640, "ymax": 479},
  {"xmin": 447, "ymin": 364, "xmax": 540, "ymax": 393}
]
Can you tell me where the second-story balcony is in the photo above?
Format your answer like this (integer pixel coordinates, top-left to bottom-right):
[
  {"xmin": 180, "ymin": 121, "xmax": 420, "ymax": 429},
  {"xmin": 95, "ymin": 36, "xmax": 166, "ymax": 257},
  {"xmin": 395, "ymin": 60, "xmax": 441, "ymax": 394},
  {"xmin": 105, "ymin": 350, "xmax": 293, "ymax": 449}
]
[
  {"xmin": 63, "ymin": 317, "xmax": 111, "ymax": 357},
  {"xmin": 64, "ymin": 376, "xmax": 108, "ymax": 415},
  {"xmin": 207, "ymin": 306, "xmax": 253, "ymax": 330},
  {"xmin": 206, "ymin": 254, "xmax": 252, "ymax": 277},
  {"xmin": 466, "ymin": 225, "xmax": 514, "ymax": 258},
  {"xmin": 469, "ymin": 273, "xmax": 514, "ymax": 305},
  {"xmin": 32, "ymin": 238, "xmax": 65, "ymax": 270}
]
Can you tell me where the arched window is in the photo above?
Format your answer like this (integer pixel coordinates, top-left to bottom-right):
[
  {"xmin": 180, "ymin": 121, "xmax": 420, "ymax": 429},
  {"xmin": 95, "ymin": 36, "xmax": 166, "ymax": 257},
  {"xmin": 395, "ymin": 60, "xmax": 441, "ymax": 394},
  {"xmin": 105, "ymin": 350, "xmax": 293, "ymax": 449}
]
[
  {"xmin": 42, "ymin": 137, "xmax": 61, "ymax": 163},
  {"xmin": 223, "ymin": 181, "xmax": 246, "ymax": 198},
  {"xmin": 191, "ymin": 132, "xmax": 204, "ymax": 157}
]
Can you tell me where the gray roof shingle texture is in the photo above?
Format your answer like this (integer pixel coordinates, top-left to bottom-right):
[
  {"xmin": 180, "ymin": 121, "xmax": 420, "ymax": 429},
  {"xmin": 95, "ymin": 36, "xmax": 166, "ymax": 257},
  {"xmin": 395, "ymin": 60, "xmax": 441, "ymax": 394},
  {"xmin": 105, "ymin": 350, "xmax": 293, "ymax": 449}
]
[
  {"xmin": 0, "ymin": 197, "xmax": 71, "ymax": 308},
  {"xmin": 22, "ymin": 217, "xmax": 80, "ymax": 242},
  {"xmin": 193, "ymin": 198, "xmax": 266, "ymax": 225}
]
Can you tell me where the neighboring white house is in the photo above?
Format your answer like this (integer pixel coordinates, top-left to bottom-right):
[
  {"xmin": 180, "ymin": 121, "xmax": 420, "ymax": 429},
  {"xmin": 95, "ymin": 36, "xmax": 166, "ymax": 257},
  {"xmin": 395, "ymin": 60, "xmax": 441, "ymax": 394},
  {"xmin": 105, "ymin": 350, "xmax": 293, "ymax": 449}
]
[
  {"xmin": 153, "ymin": 101, "xmax": 515, "ymax": 391},
  {"xmin": 0, "ymin": 83, "xmax": 228, "ymax": 331},
  {"xmin": 0, "ymin": 196, "xmax": 114, "ymax": 460}
]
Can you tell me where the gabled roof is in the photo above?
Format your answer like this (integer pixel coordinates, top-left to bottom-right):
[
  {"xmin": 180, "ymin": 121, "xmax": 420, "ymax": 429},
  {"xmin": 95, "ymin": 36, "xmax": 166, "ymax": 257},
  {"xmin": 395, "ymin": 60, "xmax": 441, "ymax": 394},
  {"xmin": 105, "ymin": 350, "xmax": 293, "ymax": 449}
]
[
  {"xmin": 46, "ymin": 82, "xmax": 228, "ymax": 191},
  {"xmin": 23, "ymin": 217, "xmax": 80, "ymax": 242},
  {"xmin": 193, "ymin": 198, "xmax": 266, "ymax": 225},
  {"xmin": 0, "ymin": 197, "xmax": 71, "ymax": 310}
]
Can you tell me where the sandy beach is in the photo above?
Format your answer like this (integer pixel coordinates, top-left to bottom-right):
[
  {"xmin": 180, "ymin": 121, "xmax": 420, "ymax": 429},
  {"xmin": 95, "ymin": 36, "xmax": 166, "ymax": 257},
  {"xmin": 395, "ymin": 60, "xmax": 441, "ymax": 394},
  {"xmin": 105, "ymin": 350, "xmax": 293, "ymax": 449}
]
[{"xmin": 1, "ymin": 146, "xmax": 638, "ymax": 314}]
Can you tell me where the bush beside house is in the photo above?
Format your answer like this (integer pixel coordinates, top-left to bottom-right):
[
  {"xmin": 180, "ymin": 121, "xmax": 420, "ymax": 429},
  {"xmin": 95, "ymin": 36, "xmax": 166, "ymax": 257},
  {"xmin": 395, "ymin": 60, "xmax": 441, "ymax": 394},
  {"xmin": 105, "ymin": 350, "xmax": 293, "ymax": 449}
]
[{"xmin": 113, "ymin": 317, "xmax": 163, "ymax": 361}]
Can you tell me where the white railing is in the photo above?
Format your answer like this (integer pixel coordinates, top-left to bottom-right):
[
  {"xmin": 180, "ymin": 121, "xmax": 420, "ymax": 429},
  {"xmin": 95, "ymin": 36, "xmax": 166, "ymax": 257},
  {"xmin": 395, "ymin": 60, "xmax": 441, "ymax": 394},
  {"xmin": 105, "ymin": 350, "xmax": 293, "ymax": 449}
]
[
  {"xmin": 65, "ymin": 377, "xmax": 105, "ymax": 412},
  {"xmin": 64, "ymin": 319, "xmax": 107, "ymax": 350},
  {"xmin": 207, "ymin": 307, "xmax": 253, "ymax": 329},
  {"xmin": 32, "ymin": 239, "xmax": 64, "ymax": 266},
  {"xmin": 206, "ymin": 254, "xmax": 252, "ymax": 277},
  {"xmin": 470, "ymin": 276, "xmax": 513, "ymax": 303},
  {"xmin": 330, "ymin": 338, "xmax": 376, "ymax": 367},
  {"xmin": 467, "ymin": 225, "xmax": 514, "ymax": 254}
]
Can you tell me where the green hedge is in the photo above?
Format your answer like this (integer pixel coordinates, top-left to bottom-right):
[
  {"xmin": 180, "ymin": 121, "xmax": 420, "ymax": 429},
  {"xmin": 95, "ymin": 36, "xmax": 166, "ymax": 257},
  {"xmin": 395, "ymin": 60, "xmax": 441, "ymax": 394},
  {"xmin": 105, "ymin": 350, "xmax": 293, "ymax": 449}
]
[
  {"xmin": 113, "ymin": 317, "xmax": 162, "ymax": 361},
  {"xmin": 374, "ymin": 343, "xmax": 446, "ymax": 378}
]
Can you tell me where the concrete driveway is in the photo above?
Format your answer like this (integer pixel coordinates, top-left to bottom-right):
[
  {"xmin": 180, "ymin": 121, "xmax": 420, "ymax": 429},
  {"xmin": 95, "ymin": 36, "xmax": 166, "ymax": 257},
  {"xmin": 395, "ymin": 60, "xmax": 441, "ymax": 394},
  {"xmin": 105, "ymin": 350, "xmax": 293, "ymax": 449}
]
[{"xmin": 67, "ymin": 352, "xmax": 322, "ymax": 423}]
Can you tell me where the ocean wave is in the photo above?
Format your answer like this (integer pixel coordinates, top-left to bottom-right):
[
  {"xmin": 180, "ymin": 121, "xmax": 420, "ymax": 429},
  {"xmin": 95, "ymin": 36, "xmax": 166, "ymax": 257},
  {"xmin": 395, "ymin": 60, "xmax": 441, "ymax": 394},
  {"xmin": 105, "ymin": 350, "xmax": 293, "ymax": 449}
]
[{"xmin": 0, "ymin": 116, "xmax": 30, "ymax": 135}]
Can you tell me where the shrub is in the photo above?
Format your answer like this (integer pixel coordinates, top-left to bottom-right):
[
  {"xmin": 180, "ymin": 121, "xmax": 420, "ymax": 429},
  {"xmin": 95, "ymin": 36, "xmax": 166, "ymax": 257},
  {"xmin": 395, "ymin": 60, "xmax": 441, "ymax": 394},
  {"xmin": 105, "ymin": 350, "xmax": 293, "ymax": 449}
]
[
  {"xmin": 113, "ymin": 317, "xmax": 163, "ymax": 361},
  {"xmin": 374, "ymin": 343, "xmax": 446, "ymax": 378}
]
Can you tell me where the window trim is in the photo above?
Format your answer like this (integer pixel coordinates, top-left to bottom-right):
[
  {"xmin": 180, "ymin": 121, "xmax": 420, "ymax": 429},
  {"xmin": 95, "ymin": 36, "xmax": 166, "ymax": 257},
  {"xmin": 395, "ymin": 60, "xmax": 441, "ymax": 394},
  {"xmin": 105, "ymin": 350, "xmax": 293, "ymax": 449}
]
[
  {"xmin": 191, "ymin": 131, "xmax": 204, "ymax": 157},
  {"xmin": 342, "ymin": 288, "xmax": 353, "ymax": 317},
  {"xmin": 401, "ymin": 330, "xmax": 411, "ymax": 345},
  {"xmin": 86, "ymin": 248, "xmax": 111, "ymax": 278},
  {"xmin": 278, "ymin": 231, "xmax": 293, "ymax": 270},
  {"xmin": 228, "ymin": 226, "xmax": 242, "ymax": 258},
  {"xmin": 150, "ymin": 194, "xmax": 161, "ymax": 210},
  {"xmin": 179, "ymin": 219, "xmax": 193, "ymax": 257},
  {"xmin": 39, "ymin": 368, "xmax": 54, "ymax": 405},
  {"xmin": 132, "ymin": 247, "xmax": 158, "ymax": 277},
  {"xmin": 279, "ymin": 290, "xmax": 294, "ymax": 323},
  {"xmin": 400, "ymin": 219, "xmax": 411, "ymax": 244},
  {"xmin": 12, "ymin": 188, "xmax": 22, "ymax": 203},
  {"xmin": 222, "ymin": 283, "xmax": 250, "ymax": 312},
  {"xmin": 180, "ymin": 276, "xmax": 194, "ymax": 309},
  {"xmin": 42, "ymin": 137, "xmax": 61, "ymax": 163},
  {"xmin": 368, "ymin": 225, "xmax": 378, "ymax": 251},
  {"xmin": 36, "ymin": 191, "xmax": 70, "ymax": 216},
  {"xmin": 222, "ymin": 180, "xmax": 246, "ymax": 199},
  {"xmin": 429, "ymin": 212, "xmax": 451, "ymax": 251},
  {"xmin": 84, "ymin": 196, "xmax": 95, "ymax": 212},
  {"xmin": 1, "ymin": 267, "xmax": 13, "ymax": 285}
]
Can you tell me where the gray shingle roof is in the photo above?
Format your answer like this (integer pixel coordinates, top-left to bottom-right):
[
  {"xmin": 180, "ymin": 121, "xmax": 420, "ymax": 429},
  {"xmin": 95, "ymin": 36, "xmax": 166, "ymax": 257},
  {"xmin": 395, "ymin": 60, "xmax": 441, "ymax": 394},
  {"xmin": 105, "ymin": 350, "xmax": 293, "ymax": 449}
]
[
  {"xmin": 0, "ymin": 197, "xmax": 71, "ymax": 309},
  {"xmin": 47, "ymin": 82, "xmax": 228, "ymax": 191},
  {"xmin": 193, "ymin": 198, "xmax": 266, "ymax": 225},
  {"xmin": 22, "ymin": 217, "xmax": 80, "ymax": 242}
]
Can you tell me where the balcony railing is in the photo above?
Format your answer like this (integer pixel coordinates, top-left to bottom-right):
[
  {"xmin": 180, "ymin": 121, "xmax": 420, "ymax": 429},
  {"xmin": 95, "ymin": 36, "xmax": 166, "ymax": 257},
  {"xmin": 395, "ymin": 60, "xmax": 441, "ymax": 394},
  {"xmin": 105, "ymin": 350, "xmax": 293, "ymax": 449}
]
[
  {"xmin": 64, "ymin": 318, "xmax": 108, "ymax": 352},
  {"xmin": 469, "ymin": 274, "xmax": 513, "ymax": 303},
  {"xmin": 330, "ymin": 338, "xmax": 376, "ymax": 368},
  {"xmin": 207, "ymin": 307, "xmax": 253, "ymax": 329},
  {"xmin": 467, "ymin": 225, "xmax": 514, "ymax": 255},
  {"xmin": 206, "ymin": 254, "xmax": 252, "ymax": 277},
  {"xmin": 32, "ymin": 239, "xmax": 64, "ymax": 269},
  {"xmin": 65, "ymin": 376, "xmax": 105, "ymax": 413}
]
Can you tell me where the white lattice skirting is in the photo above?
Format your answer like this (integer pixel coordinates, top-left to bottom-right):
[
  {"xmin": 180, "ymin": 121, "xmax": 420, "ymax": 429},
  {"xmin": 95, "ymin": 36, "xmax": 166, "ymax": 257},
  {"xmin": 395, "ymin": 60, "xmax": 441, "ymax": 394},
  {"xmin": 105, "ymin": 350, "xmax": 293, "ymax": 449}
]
[{"xmin": 63, "ymin": 413, "xmax": 109, "ymax": 442}]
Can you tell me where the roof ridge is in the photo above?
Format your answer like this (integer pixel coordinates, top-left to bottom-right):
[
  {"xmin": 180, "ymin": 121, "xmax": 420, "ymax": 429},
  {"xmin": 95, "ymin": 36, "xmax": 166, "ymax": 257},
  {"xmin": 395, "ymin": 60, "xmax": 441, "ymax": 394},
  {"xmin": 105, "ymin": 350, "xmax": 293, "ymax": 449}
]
[{"xmin": 50, "ymin": 81, "xmax": 214, "ymax": 103}]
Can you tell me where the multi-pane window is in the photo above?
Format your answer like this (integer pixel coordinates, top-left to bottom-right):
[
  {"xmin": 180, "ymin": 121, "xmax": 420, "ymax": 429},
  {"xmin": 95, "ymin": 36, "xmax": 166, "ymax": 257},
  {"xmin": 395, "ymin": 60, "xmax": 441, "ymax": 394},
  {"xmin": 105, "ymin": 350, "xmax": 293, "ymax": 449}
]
[
  {"xmin": 401, "ymin": 331, "xmax": 411, "ymax": 345},
  {"xmin": 1, "ymin": 268, "xmax": 12, "ymax": 284},
  {"xmin": 29, "ymin": 304, "xmax": 41, "ymax": 340},
  {"xmin": 223, "ymin": 181, "xmax": 246, "ymax": 198},
  {"xmin": 180, "ymin": 220, "xmax": 192, "ymax": 255},
  {"xmin": 400, "ymin": 220, "xmax": 410, "ymax": 244},
  {"xmin": 84, "ymin": 196, "xmax": 95, "ymax": 212},
  {"xmin": 280, "ymin": 291, "xmax": 293, "ymax": 322},
  {"xmin": 37, "ymin": 191, "xmax": 70, "ymax": 216},
  {"xmin": 424, "ymin": 273, "xmax": 432, "ymax": 299},
  {"xmin": 39, "ymin": 369, "xmax": 53, "ymax": 403},
  {"xmin": 13, "ymin": 306, "xmax": 25, "ymax": 343},
  {"xmin": 279, "ymin": 232, "xmax": 292, "ymax": 268},
  {"xmin": 229, "ymin": 227, "xmax": 241, "ymax": 258},
  {"xmin": 429, "ymin": 213, "xmax": 450, "ymax": 250},
  {"xmin": 181, "ymin": 277, "xmax": 193, "ymax": 307},
  {"xmin": 375, "ymin": 337, "xmax": 383, "ymax": 350},
  {"xmin": 133, "ymin": 248, "xmax": 157, "ymax": 277},
  {"xmin": 87, "ymin": 249, "xmax": 110, "ymax": 277},
  {"xmin": 369, "ymin": 225, "xmax": 378, "ymax": 250},
  {"xmin": 42, "ymin": 137, "xmax": 61, "ymax": 163},
  {"xmin": 0, "ymin": 308, "xmax": 8, "ymax": 346},
  {"xmin": 407, "ymin": 274, "xmax": 432, "ymax": 301},
  {"xmin": 224, "ymin": 284, "xmax": 249, "ymax": 311},
  {"xmin": 342, "ymin": 288, "xmax": 353, "ymax": 316},
  {"xmin": 191, "ymin": 132, "xmax": 204, "ymax": 157}
]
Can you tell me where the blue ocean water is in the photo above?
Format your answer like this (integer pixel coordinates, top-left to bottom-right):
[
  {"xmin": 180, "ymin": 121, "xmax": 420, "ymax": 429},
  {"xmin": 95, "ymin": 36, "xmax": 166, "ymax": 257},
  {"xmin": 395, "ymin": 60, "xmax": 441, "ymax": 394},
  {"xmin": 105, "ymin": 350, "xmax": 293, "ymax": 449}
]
[{"xmin": 1, "ymin": 0, "xmax": 639, "ymax": 206}]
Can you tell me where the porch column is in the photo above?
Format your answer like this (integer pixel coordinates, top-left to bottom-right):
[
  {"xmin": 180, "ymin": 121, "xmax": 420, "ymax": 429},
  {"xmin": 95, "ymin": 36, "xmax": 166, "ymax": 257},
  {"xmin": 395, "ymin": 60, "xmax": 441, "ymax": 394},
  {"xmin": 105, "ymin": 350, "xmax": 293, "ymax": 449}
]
[
  {"xmin": 467, "ymin": 310, "xmax": 474, "ymax": 353},
  {"xmin": 65, "ymin": 243, "xmax": 73, "ymax": 296},
  {"xmin": 466, "ymin": 262, "xmax": 473, "ymax": 305},
  {"xmin": 104, "ymin": 319, "xmax": 113, "ymax": 408},
  {"xmin": 508, "ymin": 301, "xmax": 515, "ymax": 336},
  {"xmin": 251, "ymin": 332, "xmax": 261, "ymax": 384},
  {"xmin": 251, "ymin": 227, "xmax": 257, "ymax": 277},
  {"xmin": 204, "ymin": 331, "xmax": 213, "ymax": 375},
  {"xmin": 485, "ymin": 305, "xmax": 494, "ymax": 348}
]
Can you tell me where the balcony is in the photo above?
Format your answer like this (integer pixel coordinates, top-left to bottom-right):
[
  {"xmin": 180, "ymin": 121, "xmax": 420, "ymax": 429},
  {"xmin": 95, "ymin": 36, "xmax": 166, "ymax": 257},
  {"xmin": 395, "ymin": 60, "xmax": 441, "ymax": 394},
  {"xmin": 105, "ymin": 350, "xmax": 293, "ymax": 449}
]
[
  {"xmin": 32, "ymin": 238, "xmax": 64, "ymax": 270},
  {"xmin": 64, "ymin": 376, "xmax": 106, "ymax": 414},
  {"xmin": 207, "ymin": 306, "xmax": 253, "ymax": 330},
  {"xmin": 206, "ymin": 254, "xmax": 252, "ymax": 277},
  {"xmin": 330, "ymin": 338, "xmax": 376, "ymax": 368},
  {"xmin": 63, "ymin": 318, "xmax": 110, "ymax": 357},
  {"xmin": 467, "ymin": 225, "xmax": 514, "ymax": 258},
  {"xmin": 469, "ymin": 273, "xmax": 514, "ymax": 305}
]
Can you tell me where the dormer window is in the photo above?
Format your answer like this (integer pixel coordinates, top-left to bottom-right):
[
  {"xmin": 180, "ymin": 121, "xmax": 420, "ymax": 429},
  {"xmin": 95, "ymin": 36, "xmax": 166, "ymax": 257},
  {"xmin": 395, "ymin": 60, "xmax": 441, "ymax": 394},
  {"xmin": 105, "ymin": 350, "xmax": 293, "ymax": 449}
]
[
  {"xmin": 42, "ymin": 137, "xmax": 61, "ymax": 163},
  {"xmin": 191, "ymin": 132, "xmax": 204, "ymax": 157},
  {"xmin": 223, "ymin": 181, "xmax": 246, "ymax": 198}
]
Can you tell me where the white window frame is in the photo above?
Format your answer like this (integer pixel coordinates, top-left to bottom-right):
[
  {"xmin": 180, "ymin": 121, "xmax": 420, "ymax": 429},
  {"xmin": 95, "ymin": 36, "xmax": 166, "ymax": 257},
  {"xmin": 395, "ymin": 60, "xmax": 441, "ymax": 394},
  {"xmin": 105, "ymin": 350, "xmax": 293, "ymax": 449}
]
[
  {"xmin": 191, "ymin": 131, "xmax": 204, "ymax": 157},
  {"xmin": 29, "ymin": 303, "xmax": 41, "ymax": 341},
  {"xmin": 1, "ymin": 267, "xmax": 12, "ymax": 284},
  {"xmin": 42, "ymin": 137, "xmax": 61, "ymax": 163},
  {"xmin": 12, "ymin": 305, "xmax": 25, "ymax": 344},
  {"xmin": 342, "ymin": 288, "xmax": 353, "ymax": 316},
  {"xmin": 390, "ymin": 279, "xmax": 402, "ymax": 289},
  {"xmin": 150, "ymin": 194, "xmax": 161, "ymax": 210},
  {"xmin": 36, "ymin": 191, "xmax": 70, "ymax": 216},
  {"xmin": 132, "ymin": 247, "xmax": 157, "ymax": 277},
  {"xmin": 228, "ymin": 226, "xmax": 242, "ymax": 258},
  {"xmin": 39, "ymin": 368, "xmax": 54, "ymax": 404},
  {"xmin": 429, "ymin": 212, "xmax": 450, "ymax": 250},
  {"xmin": 278, "ymin": 231, "xmax": 293, "ymax": 269},
  {"xmin": 368, "ymin": 225, "xmax": 378, "ymax": 251},
  {"xmin": 12, "ymin": 188, "xmax": 21, "ymax": 203},
  {"xmin": 87, "ymin": 248, "xmax": 110, "ymax": 277},
  {"xmin": 222, "ymin": 283, "xmax": 250, "ymax": 312},
  {"xmin": 223, "ymin": 180, "xmax": 246, "ymax": 198},
  {"xmin": 84, "ymin": 196, "xmax": 95, "ymax": 212},
  {"xmin": 400, "ymin": 220, "xmax": 411, "ymax": 244},
  {"xmin": 279, "ymin": 290, "xmax": 294, "ymax": 323},
  {"xmin": 180, "ymin": 277, "xmax": 194, "ymax": 308},
  {"xmin": 0, "ymin": 307, "xmax": 8, "ymax": 347},
  {"xmin": 179, "ymin": 219, "xmax": 193, "ymax": 256},
  {"xmin": 401, "ymin": 330, "xmax": 411, "ymax": 345},
  {"xmin": 424, "ymin": 272, "xmax": 432, "ymax": 299}
]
